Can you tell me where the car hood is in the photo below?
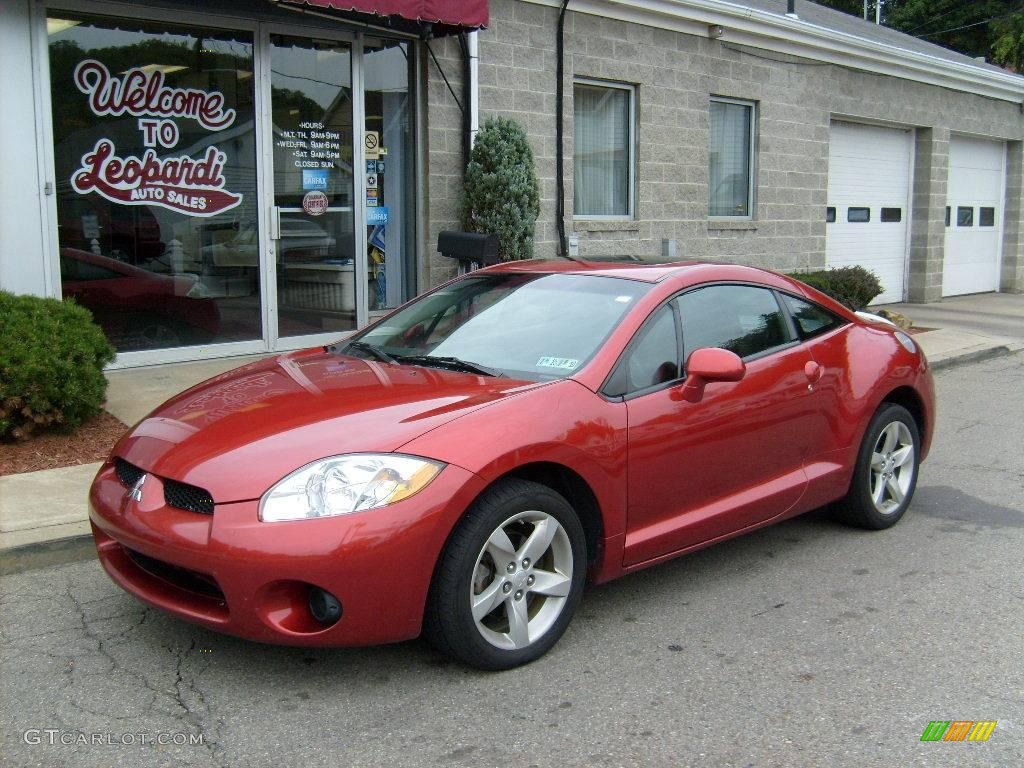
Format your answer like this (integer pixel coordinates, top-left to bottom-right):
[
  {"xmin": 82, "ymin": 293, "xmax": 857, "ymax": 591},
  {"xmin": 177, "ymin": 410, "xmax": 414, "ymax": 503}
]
[{"xmin": 113, "ymin": 348, "xmax": 541, "ymax": 502}]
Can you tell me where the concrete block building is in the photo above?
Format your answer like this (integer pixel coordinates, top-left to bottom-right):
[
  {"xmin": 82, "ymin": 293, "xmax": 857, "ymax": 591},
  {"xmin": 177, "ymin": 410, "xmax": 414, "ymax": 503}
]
[{"xmin": 2, "ymin": 0, "xmax": 1022, "ymax": 367}]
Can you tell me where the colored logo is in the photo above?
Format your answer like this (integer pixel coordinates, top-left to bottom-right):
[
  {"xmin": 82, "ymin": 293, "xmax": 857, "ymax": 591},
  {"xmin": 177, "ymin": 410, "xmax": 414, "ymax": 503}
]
[
  {"xmin": 302, "ymin": 169, "xmax": 329, "ymax": 190},
  {"xmin": 366, "ymin": 206, "xmax": 389, "ymax": 225},
  {"xmin": 302, "ymin": 190, "xmax": 329, "ymax": 217},
  {"xmin": 920, "ymin": 721, "xmax": 996, "ymax": 742}
]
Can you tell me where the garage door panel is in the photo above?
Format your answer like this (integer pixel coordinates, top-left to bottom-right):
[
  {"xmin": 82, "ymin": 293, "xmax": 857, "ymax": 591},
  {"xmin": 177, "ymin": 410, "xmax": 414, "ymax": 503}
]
[
  {"xmin": 943, "ymin": 136, "xmax": 1005, "ymax": 297},
  {"xmin": 826, "ymin": 122, "xmax": 912, "ymax": 305}
]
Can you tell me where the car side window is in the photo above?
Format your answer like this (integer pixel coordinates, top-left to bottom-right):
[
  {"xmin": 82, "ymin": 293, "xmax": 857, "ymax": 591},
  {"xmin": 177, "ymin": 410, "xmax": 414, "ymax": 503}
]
[
  {"xmin": 780, "ymin": 293, "xmax": 847, "ymax": 340},
  {"xmin": 605, "ymin": 305, "xmax": 680, "ymax": 397},
  {"xmin": 676, "ymin": 285, "xmax": 794, "ymax": 361}
]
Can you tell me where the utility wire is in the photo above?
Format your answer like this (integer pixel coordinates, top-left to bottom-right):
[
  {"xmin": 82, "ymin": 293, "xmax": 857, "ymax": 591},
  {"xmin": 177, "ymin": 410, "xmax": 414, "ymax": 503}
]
[
  {"xmin": 902, "ymin": 1, "xmax": 964, "ymax": 35},
  {"xmin": 915, "ymin": 8, "xmax": 1024, "ymax": 39}
]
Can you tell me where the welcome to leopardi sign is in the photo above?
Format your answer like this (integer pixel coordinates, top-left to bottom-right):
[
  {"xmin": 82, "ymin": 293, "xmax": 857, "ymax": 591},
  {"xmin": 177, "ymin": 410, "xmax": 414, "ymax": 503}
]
[{"xmin": 69, "ymin": 59, "xmax": 242, "ymax": 217}]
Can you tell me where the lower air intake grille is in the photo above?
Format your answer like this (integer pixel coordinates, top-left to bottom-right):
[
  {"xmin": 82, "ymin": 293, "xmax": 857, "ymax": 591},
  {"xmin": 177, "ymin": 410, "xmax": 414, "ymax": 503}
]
[
  {"xmin": 164, "ymin": 479, "xmax": 215, "ymax": 515},
  {"xmin": 114, "ymin": 458, "xmax": 144, "ymax": 487}
]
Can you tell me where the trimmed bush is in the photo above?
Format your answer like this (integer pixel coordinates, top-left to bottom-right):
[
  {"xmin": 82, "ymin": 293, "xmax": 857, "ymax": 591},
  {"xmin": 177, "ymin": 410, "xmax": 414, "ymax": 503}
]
[
  {"xmin": 786, "ymin": 266, "xmax": 883, "ymax": 311},
  {"xmin": 462, "ymin": 117, "xmax": 541, "ymax": 261},
  {"xmin": 0, "ymin": 291, "xmax": 115, "ymax": 441}
]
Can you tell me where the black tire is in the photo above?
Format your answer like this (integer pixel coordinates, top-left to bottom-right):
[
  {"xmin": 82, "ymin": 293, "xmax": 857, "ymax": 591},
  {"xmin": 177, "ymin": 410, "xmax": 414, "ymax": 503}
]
[
  {"xmin": 424, "ymin": 478, "xmax": 587, "ymax": 670},
  {"xmin": 834, "ymin": 403, "xmax": 920, "ymax": 530}
]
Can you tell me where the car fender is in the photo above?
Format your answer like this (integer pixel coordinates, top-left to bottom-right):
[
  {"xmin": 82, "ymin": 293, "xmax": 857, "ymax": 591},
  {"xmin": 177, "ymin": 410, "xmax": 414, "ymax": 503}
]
[{"xmin": 397, "ymin": 378, "xmax": 628, "ymax": 543}]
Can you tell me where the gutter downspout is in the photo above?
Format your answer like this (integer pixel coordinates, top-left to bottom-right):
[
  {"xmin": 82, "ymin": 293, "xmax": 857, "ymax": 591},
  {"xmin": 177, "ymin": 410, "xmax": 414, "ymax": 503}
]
[
  {"xmin": 468, "ymin": 31, "xmax": 480, "ymax": 147},
  {"xmin": 555, "ymin": 1, "xmax": 570, "ymax": 259}
]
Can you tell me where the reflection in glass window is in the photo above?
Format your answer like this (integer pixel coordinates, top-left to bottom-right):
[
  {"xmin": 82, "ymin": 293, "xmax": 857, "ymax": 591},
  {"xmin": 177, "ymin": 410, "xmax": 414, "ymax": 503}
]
[
  {"xmin": 957, "ymin": 206, "xmax": 974, "ymax": 227},
  {"xmin": 677, "ymin": 285, "xmax": 793, "ymax": 360},
  {"xmin": 709, "ymin": 98, "xmax": 755, "ymax": 217},
  {"xmin": 848, "ymin": 207, "xmax": 870, "ymax": 223},
  {"xmin": 621, "ymin": 307, "xmax": 680, "ymax": 394},
  {"xmin": 48, "ymin": 14, "xmax": 260, "ymax": 352},
  {"xmin": 356, "ymin": 273, "xmax": 650, "ymax": 381},
  {"xmin": 781, "ymin": 294, "xmax": 846, "ymax": 340}
]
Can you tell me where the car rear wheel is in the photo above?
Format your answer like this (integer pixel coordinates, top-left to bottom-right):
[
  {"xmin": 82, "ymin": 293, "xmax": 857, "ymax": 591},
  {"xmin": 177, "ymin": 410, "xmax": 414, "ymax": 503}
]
[
  {"xmin": 835, "ymin": 403, "xmax": 920, "ymax": 529},
  {"xmin": 424, "ymin": 478, "xmax": 587, "ymax": 670}
]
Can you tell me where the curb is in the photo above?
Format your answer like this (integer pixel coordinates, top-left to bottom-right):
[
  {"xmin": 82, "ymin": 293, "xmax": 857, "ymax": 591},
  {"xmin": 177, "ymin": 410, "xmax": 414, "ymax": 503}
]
[
  {"xmin": 929, "ymin": 344, "xmax": 1022, "ymax": 371},
  {"xmin": 0, "ymin": 535, "xmax": 96, "ymax": 576}
]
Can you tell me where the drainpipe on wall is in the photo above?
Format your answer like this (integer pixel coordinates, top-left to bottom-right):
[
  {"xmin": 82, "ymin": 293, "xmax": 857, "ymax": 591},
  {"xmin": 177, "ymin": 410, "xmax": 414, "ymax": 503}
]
[
  {"xmin": 555, "ymin": 1, "xmax": 570, "ymax": 259},
  {"xmin": 468, "ymin": 31, "xmax": 480, "ymax": 147}
]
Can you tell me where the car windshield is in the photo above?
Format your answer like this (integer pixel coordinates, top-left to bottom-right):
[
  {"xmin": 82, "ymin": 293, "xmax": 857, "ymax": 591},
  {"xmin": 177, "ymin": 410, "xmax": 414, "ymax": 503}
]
[{"xmin": 347, "ymin": 272, "xmax": 650, "ymax": 380}]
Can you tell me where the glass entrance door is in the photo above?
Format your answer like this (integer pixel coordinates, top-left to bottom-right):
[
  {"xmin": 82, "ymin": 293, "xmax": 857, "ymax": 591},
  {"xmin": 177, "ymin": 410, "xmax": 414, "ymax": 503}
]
[
  {"xmin": 268, "ymin": 34, "xmax": 357, "ymax": 340},
  {"xmin": 362, "ymin": 39, "xmax": 415, "ymax": 315}
]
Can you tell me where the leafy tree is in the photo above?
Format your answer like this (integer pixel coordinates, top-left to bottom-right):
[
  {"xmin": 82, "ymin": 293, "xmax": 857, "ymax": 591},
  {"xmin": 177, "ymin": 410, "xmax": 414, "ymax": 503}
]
[
  {"xmin": 462, "ymin": 117, "xmax": 541, "ymax": 261},
  {"xmin": 813, "ymin": 0, "xmax": 1024, "ymax": 71}
]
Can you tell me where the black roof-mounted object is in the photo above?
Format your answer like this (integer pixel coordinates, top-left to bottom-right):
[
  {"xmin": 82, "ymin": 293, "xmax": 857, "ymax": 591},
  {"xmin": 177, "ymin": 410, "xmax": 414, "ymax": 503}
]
[{"xmin": 437, "ymin": 231, "xmax": 500, "ymax": 274}]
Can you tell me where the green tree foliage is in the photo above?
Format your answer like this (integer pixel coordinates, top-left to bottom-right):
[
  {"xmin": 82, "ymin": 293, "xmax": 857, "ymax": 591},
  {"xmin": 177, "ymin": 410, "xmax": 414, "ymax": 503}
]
[
  {"xmin": 813, "ymin": 0, "xmax": 1024, "ymax": 71},
  {"xmin": 0, "ymin": 292, "xmax": 115, "ymax": 441},
  {"xmin": 786, "ymin": 265, "xmax": 883, "ymax": 310},
  {"xmin": 462, "ymin": 117, "xmax": 541, "ymax": 261}
]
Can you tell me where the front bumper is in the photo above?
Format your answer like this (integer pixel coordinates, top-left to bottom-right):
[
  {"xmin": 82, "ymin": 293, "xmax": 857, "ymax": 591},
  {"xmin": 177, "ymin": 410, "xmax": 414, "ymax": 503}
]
[{"xmin": 89, "ymin": 460, "xmax": 486, "ymax": 646}]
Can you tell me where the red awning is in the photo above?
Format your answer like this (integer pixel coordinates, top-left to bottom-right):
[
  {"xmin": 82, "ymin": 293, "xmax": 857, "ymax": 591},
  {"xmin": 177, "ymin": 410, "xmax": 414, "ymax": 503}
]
[{"xmin": 292, "ymin": 0, "xmax": 488, "ymax": 30}]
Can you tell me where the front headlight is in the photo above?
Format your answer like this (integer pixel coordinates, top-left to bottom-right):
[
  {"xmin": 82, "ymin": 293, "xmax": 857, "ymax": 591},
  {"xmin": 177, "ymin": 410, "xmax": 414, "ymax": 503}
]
[{"xmin": 259, "ymin": 453, "xmax": 445, "ymax": 522}]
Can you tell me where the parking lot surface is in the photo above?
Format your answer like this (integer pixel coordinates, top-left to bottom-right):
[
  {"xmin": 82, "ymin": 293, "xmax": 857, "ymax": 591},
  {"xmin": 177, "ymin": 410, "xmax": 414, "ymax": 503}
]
[{"xmin": 2, "ymin": 355, "xmax": 1022, "ymax": 767}]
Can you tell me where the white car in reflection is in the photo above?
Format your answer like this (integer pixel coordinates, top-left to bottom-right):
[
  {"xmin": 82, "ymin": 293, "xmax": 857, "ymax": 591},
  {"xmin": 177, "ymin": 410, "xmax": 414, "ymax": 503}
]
[{"xmin": 202, "ymin": 218, "xmax": 339, "ymax": 268}]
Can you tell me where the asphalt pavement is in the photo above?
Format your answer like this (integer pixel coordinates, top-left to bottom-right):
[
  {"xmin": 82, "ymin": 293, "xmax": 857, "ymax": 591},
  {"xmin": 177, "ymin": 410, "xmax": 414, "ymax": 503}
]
[{"xmin": 2, "ymin": 354, "xmax": 1022, "ymax": 768}]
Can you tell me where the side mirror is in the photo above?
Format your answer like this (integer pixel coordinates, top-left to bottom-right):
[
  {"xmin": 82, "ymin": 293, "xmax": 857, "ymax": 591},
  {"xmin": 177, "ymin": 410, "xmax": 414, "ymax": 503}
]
[{"xmin": 677, "ymin": 347, "xmax": 745, "ymax": 403}]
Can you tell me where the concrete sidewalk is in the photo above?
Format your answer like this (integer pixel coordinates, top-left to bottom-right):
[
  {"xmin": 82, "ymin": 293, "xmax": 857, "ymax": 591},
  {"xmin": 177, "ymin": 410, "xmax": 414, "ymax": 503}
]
[{"xmin": 2, "ymin": 307, "xmax": 1021, "ymax": 560}]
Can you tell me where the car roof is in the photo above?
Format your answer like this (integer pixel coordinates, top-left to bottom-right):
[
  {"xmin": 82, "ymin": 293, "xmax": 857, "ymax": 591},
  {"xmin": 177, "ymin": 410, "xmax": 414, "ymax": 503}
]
[{"xmin": 478, "ymin": 258, "xmax": 792, "ymax": 288}]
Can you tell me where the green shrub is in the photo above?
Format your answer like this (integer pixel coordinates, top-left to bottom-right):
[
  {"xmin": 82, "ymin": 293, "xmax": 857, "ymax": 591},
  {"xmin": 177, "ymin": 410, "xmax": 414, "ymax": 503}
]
[
  {"xmin": 0, "ymin": 291, "xmax": 115, "ymax": 441},
  {"xmin": 462, "ymin": 117, "xmax": 541, "ymax": 261},
  {"xmin": 787, "ymin": 266, "xmax": 883, "ymax": 311}
]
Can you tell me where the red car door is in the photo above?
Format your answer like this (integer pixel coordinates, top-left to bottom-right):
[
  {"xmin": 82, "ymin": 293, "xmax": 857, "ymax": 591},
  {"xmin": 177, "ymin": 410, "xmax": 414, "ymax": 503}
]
[{"xmin": 622, "ymin": 284, "xmax": 817, "ymax": 567}]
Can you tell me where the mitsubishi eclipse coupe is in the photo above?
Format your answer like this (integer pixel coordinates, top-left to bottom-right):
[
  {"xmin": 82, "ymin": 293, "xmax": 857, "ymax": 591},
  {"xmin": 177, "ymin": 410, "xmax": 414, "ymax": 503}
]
[{"xmin": 89, "ymin": 260, "xmax": 935, "ymax": 670}]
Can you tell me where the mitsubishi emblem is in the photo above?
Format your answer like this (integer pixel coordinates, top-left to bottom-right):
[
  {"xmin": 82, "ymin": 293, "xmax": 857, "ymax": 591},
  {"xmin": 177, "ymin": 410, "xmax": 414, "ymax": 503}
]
[{"xmin": 128, "ymin": 473, "xmax": 147, "ymax": 503}]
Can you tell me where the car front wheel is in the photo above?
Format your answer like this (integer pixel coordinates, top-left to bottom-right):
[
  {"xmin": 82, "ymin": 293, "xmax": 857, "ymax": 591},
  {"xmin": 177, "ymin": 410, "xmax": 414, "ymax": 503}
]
[
  {"xmin": 424, "ymin": 478, "xmax": 587, "ymax": 670},
  {"xmin": 835, "ymin": 402, "xmax": 920, "ymax": 529}
]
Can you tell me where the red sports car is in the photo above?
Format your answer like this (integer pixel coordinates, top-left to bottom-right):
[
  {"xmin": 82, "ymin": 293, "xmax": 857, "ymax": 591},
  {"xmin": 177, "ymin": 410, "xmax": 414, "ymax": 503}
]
[{"xmin": 89, "ymin": 261, "xmax": 934, "ymax": 669}]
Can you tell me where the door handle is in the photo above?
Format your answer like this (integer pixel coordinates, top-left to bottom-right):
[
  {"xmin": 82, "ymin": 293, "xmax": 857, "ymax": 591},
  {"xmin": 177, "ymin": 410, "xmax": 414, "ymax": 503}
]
[{"xmin": 804, "ymin": 361, "xmax": 823, "ymax": 383}]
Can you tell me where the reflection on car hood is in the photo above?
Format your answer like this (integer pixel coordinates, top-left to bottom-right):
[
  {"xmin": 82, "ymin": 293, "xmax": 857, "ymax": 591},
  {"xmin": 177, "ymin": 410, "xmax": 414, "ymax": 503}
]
[{"xmin": 113, "ymin": 348, "xmax": 541, "ymax": 502}]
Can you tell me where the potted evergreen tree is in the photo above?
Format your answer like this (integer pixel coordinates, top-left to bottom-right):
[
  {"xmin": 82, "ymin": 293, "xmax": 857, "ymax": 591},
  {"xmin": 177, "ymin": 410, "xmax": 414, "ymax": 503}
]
[{"xmin": 461, "ymin": 117, "xmax": 541, "ymax": 261}]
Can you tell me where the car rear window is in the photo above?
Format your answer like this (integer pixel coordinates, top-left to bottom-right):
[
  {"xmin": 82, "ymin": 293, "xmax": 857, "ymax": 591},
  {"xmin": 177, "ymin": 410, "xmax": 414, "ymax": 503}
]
[{"xmin": 781, "ymin": 293, "xmax": 847, "ymax": 340}]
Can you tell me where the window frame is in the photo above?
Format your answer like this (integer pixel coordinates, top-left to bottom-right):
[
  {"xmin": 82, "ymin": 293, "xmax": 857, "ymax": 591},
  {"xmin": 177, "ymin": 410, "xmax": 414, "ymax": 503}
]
[
  {"xmin": 708, "ymin": 96, "xmax": 757, "ymax": 221},
  {"xmin": 572, "ymin": 77, "xmax": 637, "ymax": 221}
]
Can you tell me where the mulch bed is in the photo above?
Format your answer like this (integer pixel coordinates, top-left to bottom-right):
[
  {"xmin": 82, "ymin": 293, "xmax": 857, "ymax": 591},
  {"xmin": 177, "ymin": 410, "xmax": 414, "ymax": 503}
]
[{"xmin": 0, "ymin": 410, "xmax": 128, "ymax": 477}]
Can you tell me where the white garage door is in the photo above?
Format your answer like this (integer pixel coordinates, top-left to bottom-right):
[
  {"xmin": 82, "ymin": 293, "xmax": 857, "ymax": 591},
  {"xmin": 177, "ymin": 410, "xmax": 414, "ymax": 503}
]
[
  {"xmin": 943, "ymin": 136, "xmax": 1005, "ymax": 296},
  {"xmin": 826, "ymin": 122, "xmax": 912, "ymax": 305}
]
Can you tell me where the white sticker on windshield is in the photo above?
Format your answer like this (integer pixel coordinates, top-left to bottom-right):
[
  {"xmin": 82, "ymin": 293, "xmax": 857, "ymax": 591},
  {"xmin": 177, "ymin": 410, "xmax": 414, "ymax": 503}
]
[
  {"xmin": 537, "ymin": 356, "xmax": 580, "ymax": 370},
  {"xmin": 615, "ymin": 295, "xmax": 633, "ymax": 303}
]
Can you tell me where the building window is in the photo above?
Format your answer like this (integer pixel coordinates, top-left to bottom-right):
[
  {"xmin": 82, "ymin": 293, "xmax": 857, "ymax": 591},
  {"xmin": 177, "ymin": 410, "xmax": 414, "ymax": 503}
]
[
  {"xmin": 573, "ymin": 80, "xmax": 635, "ymax": 218},
  {"xmin": 848, "ymin": 207, "xmax": 871, "ymax": 223},
  {"xmin": 957, "ymin": 206, "xmax": 974, "ymax": 227},
  {"xmin": 48, "ymin": 13, "xmax": 260, "ymax": 354},
  {"xmin": 979, "ymin": 207, "xmax": 996, "ymax": 227},
  {"xmin": 709, "ymin": 97, "xmax": 755, "ymax": 218},
  {"xmin": 826, "ymin": 206, "xmax": 836, "ymax": 223}
]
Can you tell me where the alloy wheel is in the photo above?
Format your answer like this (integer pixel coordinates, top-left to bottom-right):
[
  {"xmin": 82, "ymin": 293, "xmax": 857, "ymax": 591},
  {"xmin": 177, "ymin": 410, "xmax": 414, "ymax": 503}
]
[
  {"xmin": 869, "ymin": 421, "xmax": 915, "ymax": 515},
  {"xmin": 470, "ymin": 510, "xmax": 574, "ymax": 651}
]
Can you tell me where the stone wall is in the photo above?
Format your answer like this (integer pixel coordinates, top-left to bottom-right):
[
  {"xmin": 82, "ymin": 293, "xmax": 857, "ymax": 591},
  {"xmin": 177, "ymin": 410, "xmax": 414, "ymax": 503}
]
[{"xmin": 423, "ymin": 0, "xmax": 1024, "ymax": 297}]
